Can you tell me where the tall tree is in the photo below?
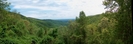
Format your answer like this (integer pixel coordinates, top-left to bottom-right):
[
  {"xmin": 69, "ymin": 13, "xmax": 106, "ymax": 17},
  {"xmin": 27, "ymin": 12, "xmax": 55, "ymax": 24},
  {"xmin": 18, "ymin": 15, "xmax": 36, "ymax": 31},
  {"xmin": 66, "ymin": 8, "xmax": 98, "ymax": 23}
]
[
  {"xmin": 103, "ymin": 0, "xmax": 132, "ymax": 44},
  {"xmin": 76, "ymin": 11, "xmax": 87, "ymax": 44}
]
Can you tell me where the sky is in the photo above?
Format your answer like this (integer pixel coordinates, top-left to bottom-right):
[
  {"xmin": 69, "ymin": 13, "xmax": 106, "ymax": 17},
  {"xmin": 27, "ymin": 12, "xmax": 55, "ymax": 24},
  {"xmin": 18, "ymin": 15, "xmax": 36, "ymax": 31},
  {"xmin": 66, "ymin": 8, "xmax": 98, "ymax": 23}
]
[{"xmin": 7, "ymin": 0, "xmax": 106, "ymax": 19}]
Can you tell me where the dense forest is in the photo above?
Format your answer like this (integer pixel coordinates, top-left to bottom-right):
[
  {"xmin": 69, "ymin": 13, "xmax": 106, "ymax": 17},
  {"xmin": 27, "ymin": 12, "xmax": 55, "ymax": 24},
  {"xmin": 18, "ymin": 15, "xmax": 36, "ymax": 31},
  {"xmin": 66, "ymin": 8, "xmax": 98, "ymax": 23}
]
[{"xmin": 0, "ymin": 0, "xmax": 132, "ymax": 44}]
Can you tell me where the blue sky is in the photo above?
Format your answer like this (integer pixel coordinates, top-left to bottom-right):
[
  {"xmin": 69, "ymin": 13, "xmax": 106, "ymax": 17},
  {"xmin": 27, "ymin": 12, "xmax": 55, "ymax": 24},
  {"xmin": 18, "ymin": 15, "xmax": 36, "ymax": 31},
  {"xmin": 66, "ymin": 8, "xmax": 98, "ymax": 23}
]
[{"xmin": 7, "ymin": 0, "xmax": 105, "ymax": 19}]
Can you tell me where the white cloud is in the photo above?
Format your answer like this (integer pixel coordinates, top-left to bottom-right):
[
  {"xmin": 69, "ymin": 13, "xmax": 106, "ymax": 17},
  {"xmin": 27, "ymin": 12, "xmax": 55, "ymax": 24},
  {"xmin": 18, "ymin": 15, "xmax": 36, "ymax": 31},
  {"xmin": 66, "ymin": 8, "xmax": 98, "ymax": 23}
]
[
  {"xmin": 32, "ymin": 0, "xmax": 40, "ymax": 3},
  {"xmin": 13, "ymin": 5, "xmax": 60, "ymax": 10},
  {"xmin": 8, "ymin": 0, "xmax": 105, "ymax": 19}
]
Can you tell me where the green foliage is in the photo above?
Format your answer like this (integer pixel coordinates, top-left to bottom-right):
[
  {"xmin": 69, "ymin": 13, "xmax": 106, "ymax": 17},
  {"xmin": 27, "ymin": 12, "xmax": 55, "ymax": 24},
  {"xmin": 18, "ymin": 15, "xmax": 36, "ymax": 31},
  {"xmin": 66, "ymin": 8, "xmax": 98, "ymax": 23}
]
[
  {"xmin": 37, "ymin": 29, "xmax": 44, "ymax": 38},
  {"xmin": 103, "ymin": 0, "xmax": 132, "ymax": 44},
  {"xmin": 0, "ymin": 38, "xmax": 17, "ymax": 44},
  {"xmin": 51, "ymin": 29, "xmax": 58, "ymax": 38},
  {"xmin": 0, "ymin": 0, "xmax": 132, "ymax": 44},
  {"xmin": 0, "ymin": 0, "xmax": 10, "ymax": 10},
  {"xmin": 40, "ymin": 35, "xmax": 54, "ymax": 44}
]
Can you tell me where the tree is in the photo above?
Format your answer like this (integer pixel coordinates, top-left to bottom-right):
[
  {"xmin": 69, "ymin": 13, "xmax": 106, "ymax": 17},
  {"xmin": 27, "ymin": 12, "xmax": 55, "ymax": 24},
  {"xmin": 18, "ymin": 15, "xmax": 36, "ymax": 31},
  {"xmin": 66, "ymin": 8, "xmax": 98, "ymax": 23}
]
[
  {"xmin": 78, "ymin": 11, "xmax": 87, "ymax": 38},
  {"xmin": 103, "ymin": 0, "xmax": 132, "ymax": 44},
  {"xmin": 75, "ymin": 11, "xmax": 87, "ymax": 44},
  {"xmin": 0, "ymin": 0, "xmax": 10, "ymax": 10},
  {"xmin": 48, "ymin": 28, "xmax": 58, "ymax": 38},
  {"xmin": 98, "ymin": 17, "xmax": 109, "ymax": 33},
  {"xmin": 103, "ymin": 0, "xmax": 119, "ymax": 13},
  {"xmin": 37, "ymin": 28, "xmax": 44, "ymax": 38}
]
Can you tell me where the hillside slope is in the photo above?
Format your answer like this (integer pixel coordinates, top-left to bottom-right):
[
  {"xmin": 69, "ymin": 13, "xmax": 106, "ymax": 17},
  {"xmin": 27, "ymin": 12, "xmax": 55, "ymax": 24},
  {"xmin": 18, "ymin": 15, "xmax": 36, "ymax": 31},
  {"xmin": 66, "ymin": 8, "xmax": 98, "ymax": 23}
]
[{"xmin": 0, "ymin": 9, "xmax": 69, "ymax": 44}]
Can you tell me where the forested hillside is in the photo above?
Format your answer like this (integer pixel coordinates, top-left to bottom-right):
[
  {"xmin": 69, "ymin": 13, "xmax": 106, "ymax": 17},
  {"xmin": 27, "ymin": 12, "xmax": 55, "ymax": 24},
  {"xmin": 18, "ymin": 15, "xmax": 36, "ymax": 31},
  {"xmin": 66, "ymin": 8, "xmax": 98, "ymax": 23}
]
[{"xmin": 0, "ymin": 0, "xmax": 132, "ymax": 44}]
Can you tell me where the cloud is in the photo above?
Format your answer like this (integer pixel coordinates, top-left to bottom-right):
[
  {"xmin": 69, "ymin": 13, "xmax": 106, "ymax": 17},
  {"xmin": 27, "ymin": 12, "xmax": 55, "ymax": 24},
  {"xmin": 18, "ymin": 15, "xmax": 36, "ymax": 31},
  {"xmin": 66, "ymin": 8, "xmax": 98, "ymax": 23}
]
[{"xmin": 7, "ymin": 0, "xmax": 105, "ymax": 19}]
